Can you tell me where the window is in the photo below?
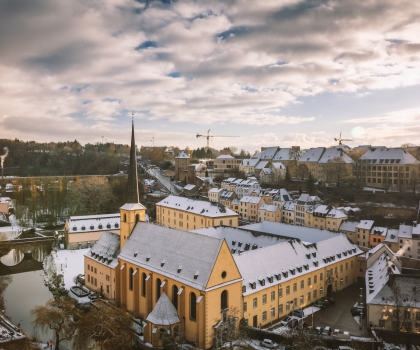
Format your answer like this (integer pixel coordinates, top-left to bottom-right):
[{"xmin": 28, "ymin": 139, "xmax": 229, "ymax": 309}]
[
  {"xmin": 129, "ymin": 268, "xmax": 134, "ymax": 291},
  {"xmin": 142, "ymin": 273, "xmax": 146, "ymax": 297},
  {"xmin": 286, "ymin": 286, "xmax": 290, "ymax": 295},
  {"xmin": 340, "ymin": 265, "xmax": 343, "ymax": 272},
  {"xmin": 262, "ymin": 311, "xmax": 267, "ymax": 321},
  {"xmin": 314, "ymin": 275, "xmax": 317, "ymax": 284},
  {"xmin": 271, "ymin": 308, "xmax": 275, "ymax": 318},
  {"xmin": 286, "ymin": 302, "xmax": 290, "ymax": 311},
  {"xmin": 263, "ymin": 294, "xmax": 267, "ymax": 304},
  {"xmin": 106, "ymin": 275, "xmax": 110, "ymax": 281},
  {"xmin": 351, "ymin": 261, "xmax": 354, "ymax": 268},
  {"xmin": 88, "ymin": 275, "xmax": 90, "ymax": 283},
  {"xmin": 346, "ymin": 262, "xmax": 348, "ymax": 270},
  {"xmin": 293, "ymin": 283, "xmax": 297, "ymax": 292},
  {"xmin": 94, "ymin": 278, "xmax": 97, "ymax": 286},
  {"xmin": 271, "ymin": 291, "xmax": 275, "ymax": 301},
  {"xmin": 190, "ymin": 293, "xmax": 197, "ymax": 321},
  {"xmin": 244, "ymin": 302, "xmax": 247, "ymax": 312},
  {"xmin": 320, "ymin": 273, "xmax": 323, "ymax": 281},
  {"xmin": 279, "ymin": 288, "xmax": 283, "ymax": 298},
  {"xmin": 307, "ymin": 292, "xmax": 311, "ymax": 301},
  {"xmin": 300, "ymin": 295, "xmax": 304, "ymax": 305},
  {"xmin": 107, "ymin": 285, "xmax": 109, "ymax": 294},
  {"xmin": 320, "ymin": 287, "xmax": 323, "ymax": 296},
  {"xmin": 94, "ymin": 268, "xmax": 97, "ymax": 274},
  {"xmin": 253, "ymin": 298, "xmax": 257, "ymax": 308},
  {"xmin": 123, "ymin": 214, "xmax": 126, "ymax": 222},
  {"xmin": 88, "ymin": 264, "xmax": 90, "ymax": 270},
  {"xmin": 156, "ymin": 278, "xmax": 162, "ymax": 300},
  {"xmin": 308, "ymin": 278, "xmax": 311, "ymax": 286},
  {"xmin": 313, "ymin": 290, "xmax": 317, "ymax": 299},
  {"xmin": 300, "ymin": 280, "xmax": 304, "ymax": 289},
  {"xmin": 221, "ymin": 290, "xmax": 228, "ymax": 310},
  {"xmin": 279, "ymin": 304, "xmax": 283, "ymax": 314},
  {"xmin": 173, "ymin": 285, "xmax": 178, "ymax": 310}
]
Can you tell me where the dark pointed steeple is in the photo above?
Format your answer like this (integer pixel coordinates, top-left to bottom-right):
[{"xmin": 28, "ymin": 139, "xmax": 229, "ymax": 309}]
[{"xmin": 126, "ymin": 120, "xmax": 139, "ymax": 203}]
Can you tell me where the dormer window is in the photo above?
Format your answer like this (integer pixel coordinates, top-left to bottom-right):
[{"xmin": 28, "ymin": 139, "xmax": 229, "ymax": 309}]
[
  {"xmin": 313, "ymin": 261, "xmax": 318, "ymax": 267},
  {"xmin": 306, "ymin": 254, "xmax": 311, "ymax": 259},
  {"xmin": 134, "ymin": 250, "xmax": 138, "ymax": 257},
  {"xmin": 275, "ymin": 273, "xmax": 281, "ymax": 281},
  {"xmin": 238, "ymin": 242, "xmax": 242, "ymax": 247},
  {"xmin": 290, "ymin": 269, "xmax": 295, "ymax": 275},
  {"xmin": 312, "ymin": 252, "xmax": 316, "ymax": 258},
  {"xmin": 297, "ymin": 267, "xmax": 302, "ymax": 273},
  {"xmin": 98, "ymin": 224, "xmax": 103, "ymax": 229},
  {"xmin": 146, "ymin": 254, "xmax": 150, "ymax": 262},
  {"xmin": 259, "ymin": 279, "xmax": 265, "ymax": 286},
  {"xmin": 161, "ymin": 260, "xmax": 165, "ymax": 267},
  {"xmin": 337, "ymin": 253, "xmax": 341, "ymax": 259},
  {"xmin": 304, "ymin": 264, "xmax": 309, "ymax": 270},
  {"xmin": 81, "ymin": 226, "xmax": 85, "ymax": 231},
  {"xmin": 107, "ymin": 223, "xmax": 111, "ymax": 229},
  {"xmin": 194, "ymin": 271, "xmax": 199, "ymax": 279},
  {"xmin": 242, "ymin": 286, "xmax": 246, "ymax": 293},
  {"xmin": 90, "ymin": 225, "xmax": 94, "ymax": 230},
  {"xmin": 232, "ymin": 241, "xmax": 236, "ymax": 246},
  {"xmin": 177, "ymin": 266, "xmax": 182, "ymax": 273},
  {"xmin": 250, "ymin": 282, "xmax": 256, "ymax": 289},
  {"xmin": 244, "ymin": 244, "xmax": 250, "ymax": 251},
  {"xmin": 72, "ymin": 226, "xmax": 77, "ymax": 231},
  {"xmin": 252, "ymin": 244, "xmax": 258, "ymax": 250},
  {"xmin": 283, "ymin": 271, "xmax": 288, "ymax": 278},
  {"xmin": 268, "ymin": 276, "xmax": 273, "ymax": 283},
  {"xmin": 115, "ymin": 223, "xmax": 119, "ymax": 228}
]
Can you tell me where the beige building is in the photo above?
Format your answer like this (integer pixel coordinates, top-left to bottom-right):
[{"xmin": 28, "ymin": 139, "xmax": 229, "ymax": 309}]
[
  {"xmin": 294, "ymin": 193, "xmax": 322, "ymax": 226},
  {"xmin": 156, "ymin": 195, "xmax": 239, "ymax": 230},
  {"xmin": 213, "ymin": 150, "xmax": 242, "ymax": 173},
  {"xmin": 257, "ymin": 204, "xmax": 281, "ymax": 223},
  {"xmin": 208, "ymin": 188, "xmax": 224, "ymax": 202},
  {"xmin": 64, "ymin": 213, "xmax": 120, "ymax": 249},
  {"xmin": 281, "ymin": 201, "xmax": 295, "ymax": 224},
  {"xmin": 220, "ymin": 190, "xmax": 237, "ymax": 208},
  {"xmin": 0, "ymin": 197, "xmax": 10, "ymax": 215},
  {"xmin": 306, "ymin": 205, "xmax": 347, "ymax": 231},
  {"xmin": 239, "ymin": 196, "xmax": 265, "ymax": 222},
  {"xmin": 175, "ymin": 150, "xmax": 190, "ymax": 182},
  {"xmin": 316, "ymin": 147, "xmax": 353, "ymax": 183}
]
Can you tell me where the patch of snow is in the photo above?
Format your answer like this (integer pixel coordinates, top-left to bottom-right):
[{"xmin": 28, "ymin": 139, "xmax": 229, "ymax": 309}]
[
  {"xmin": 302, "ymin": 306, "xmax": 321, "ymax": 315},
  {"xmin": 145, "ymin": 342, "xmax": 153, "ymax": 347},
  {"xmin": 54, "ymin": 249, "xmax": 89, "ymax": 289}
]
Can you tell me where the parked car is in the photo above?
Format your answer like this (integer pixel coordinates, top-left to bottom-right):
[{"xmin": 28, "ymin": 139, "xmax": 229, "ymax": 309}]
[
  {"xmin": 332, "ymin": 329, "xmax": 340, "ymax": 338},
  {"xmin": 312, "ymin": 300, "xmax": 326, "ymax": 308},
  {"xmin": 315, "ymin": 326, "xmax": 324, "ymax": 335},
  {"xmin": 292, "ymin": 309, "xmax": 305, "ymax": 318},
  {"xmin": 322, "ymin": 326, "xmax": 331, "ymax": 336},
  {"xmin": 279, "ymin": 316, "xmax": 293, "ymax": 326},
  {"xmin": 297, "ymin": 320, "xmax": 308, "ymax": 330},
  {"xmin": 321, "ymin": 298, "xmax": 331, "ymax": 306},
  {"xmin": 260, "ymin": 339, "xmax": 278, "ymax": 349},
  {"xmin": 323, "ymin": 297, "xmax": 335, "ymax": 305},
  {"xmin": 287, "ymin": 319, "xmax": 300, "ymax": 329}
]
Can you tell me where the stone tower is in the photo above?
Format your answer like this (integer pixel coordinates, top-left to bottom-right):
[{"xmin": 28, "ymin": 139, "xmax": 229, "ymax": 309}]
[{"xmin": 126, "ymin": 120, "xmax": 139, "ymax": 203}]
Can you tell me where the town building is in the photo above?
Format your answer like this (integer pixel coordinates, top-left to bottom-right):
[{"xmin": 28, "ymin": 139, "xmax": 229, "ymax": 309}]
[
  {"xmin": 64, "ymin": 213, "xmax": 120, "ymax": 249},
  {"xmin": 0, "ymin": 197, "xmax": 10, "ymax": 215},
  {"xmin": 213, "ymin": 150, "xmax": 242, "ymax": 173},
  {"xmin": 396, "ymin": 223, "xmax": 420, "ymax": 259},
  {"xmin": 239, "ymin": 159, "xmax": 259, "ymax": 175},
  {"xmin": 316, "ymin": 147, "xmax": 353, "ymax": 183},
  {"xmin": 355, "ymin": 220, "xmax": 375, "ymax": 247},
  {"xmin": 383, "ymin": 228, "xmax": 399, "ymax": 252},
  {"xmin": 208, "ymin": 188, "xmax": 224, "ymax": 202},
  {"xmin": 239, "ymin": 196, "xmax": 265, "ymax": 222},
  {"xmin": 156, "ymin": 195, "xmax": 239, "ymax": 230},
  {"xmin": 220, "ymin": 190, "xmax": 237, "ymax": 208},
  {"xmin": 369, "ymin": 226, "xmax": 388, "ymax": 248},
  {"xmin": 257, "ymin": 204, "xmax": 281, "ymax": 223},
  {"xmin": 258, "ymin": 162, "xmax": 286, "ymax": 184},
  {"xmin": 297, "ymin": 147, "xmax": 325, "ymax": 178},
  {"xmin": 339, "ymin": 220, "xmax": 360, "ymax": 244},
  {"xmin": 281, "ymin": 201, "xmax": 295, "ymax": 224},
  {"xmin": 306, "ymin": 205, "xmax": 347, "ymax": 231},
  {"xmin": 294, "ymin": 193, "xmax": 322, "ymax": 226},
  {"xmin": 273, "ymin": 189, "xmax": 292, "ymax": 209},
  {"xmin": 175, "ymin": 150, "xmax": 190, "ymax": 182}
]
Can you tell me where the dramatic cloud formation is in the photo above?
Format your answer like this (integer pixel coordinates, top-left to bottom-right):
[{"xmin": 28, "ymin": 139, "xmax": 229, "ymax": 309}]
[{"xmin": 1, "ymin": 0, "xmax": 420, "ymax": 149}]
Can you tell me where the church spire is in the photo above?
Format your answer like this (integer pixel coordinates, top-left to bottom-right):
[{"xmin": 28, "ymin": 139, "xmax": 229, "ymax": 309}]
[{"xmin": 126, "ymin": 119, "xmax": 139, "ymax": 203}]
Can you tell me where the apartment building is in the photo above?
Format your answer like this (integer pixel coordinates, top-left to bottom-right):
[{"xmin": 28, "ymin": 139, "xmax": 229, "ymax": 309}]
[
  {"xmin": 156, "ymin": 195, "xmax": 239, "ymax": 230},
  {"xmin": 306, "ymin": 205, "xmax": 347, "ymax": 231},
  {"xmin": 316, "ymin": 147, "xmax": 353, "ymax": 183},
  {"xmin": 355, "ymin": 220, "xmax": 375, "ymax": 247},
  {"xmin": 258, "ymin": 162, "xmax": 286, "ymax": 184},
  {"xmin": 213, "ymin": 150, "xmax": 242, "ymax": 173},
  {"xmin": 175, "ymin": 150, "xmax": 190, "ymax": 182},
  {"xmin": 297, "ymin": 147, "xmax": 325, "ymax": 177},
  {"xmin": 258, "ymin": 204, "xmax": 281, "ymax": 223},
  {"xmin": 282, "ymin": 201, "xmax": 296, "ymax": 224},
  {"xmin": 294, "ymin": 193, "xmax": 322, "ymax": 226},
  {"xmin": 220, "ymin": 190, "xmax": 237, "ymax": 208},
  {"xmin": 273, "ymin": 189, "xmax": 292, "ymax": 209},
  {"xmin": 396, "ymin": 223, "xmax": 420, "ymax": 259},
  {"xmin": 369, "ymin": 227, "xmax": 388, "ymax": 248},
  {"xmin": 208, "ymin": 188, "xmax": 224, "ymax": 202},
  {"xmin": 357, "ymin": 147, "xmax": 419, "ymax": 189},
  {"xmin": 339, "ymin": 220, "xmax": 359, "ymax": 244},
  {"xmin": 240, "ymin": 159, "xmax": 259, "ymax": 175},
  {"xmin": 239, "ymin": 196, "xmax": 265, "ymax": 222}
]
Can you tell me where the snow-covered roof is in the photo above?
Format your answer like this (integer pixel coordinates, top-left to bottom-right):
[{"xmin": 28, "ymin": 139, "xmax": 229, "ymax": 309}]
[
  {"xmin": 235, "ymin": 235, "xmax": 361, "ymax": 296},
  {"xmin": 296, "ymin": 193, "xmax": 321, "ymax": 205},
  {"xmin": 120, "ymin": 203, "xmax": 147, "ymax": 211},
  {"xmin": 357, "ymin": 220, "xmax": 375, "ymax": 230},
  {"xmin": 67, "ymin": 213, "xmax": 120, "ymax": 233},
  {"xmin": 398, "ymin": 224, "xmax": 413, "ymax": 239},
  {"xmin": 231, "ymin": 198, "xmax": 240, "ymax": 205},
  {"xmin": 241, "ymin": 221, "xmax": 344, "ymax": 243},
  {"xmin": 184, "ymin": 184, "xmax": 196, "ymax": 191},
  {"xmin": 146, "ymin": 292, "xmax": 180, "ymax": 325},
  {"xmin": 273, "ymin": 148, "xmax": 293, "ymax": 161},
  {"xmin": 273, "ymin": 189, "xmax": 291, "ymax": 202},
  {"xmin": 222, "ymin": 177, "xmax": 236, "ymax": 184},
  {"xmin": 337, "ymin": 206, "xmax": 361, "ymax": 213},
  {"xmin": 272, "ymin": 162, "xmax": 286, "ymax": 169},
  {"xmin": 255, "ymin": 160, "xmax": 269, "ymax": 170},
  {"xmin": 339, "ymin": 220, "xmax": 359, "ymax": 233},
  {"xmin": 85, "ymin": 231, "xmax": 120, "ymax": 268},
  {"xmin": 298, "ymin": 147, "xmax": 325, "ymax": 163},
  {"xmin": 192, "ymin": 226, "xmax": 289, "ymax": 254},
  {"xmin": 119, "ymin": 222, "xmax": 227, "ymax": 290},
  {"xmin": 360, "ymin": 147, "xmax": 418, "ymax": 165},
  {"xmin": 317, "ymin": 148, "xmax": 353, "ymax": 164},
  {"xmin": 209, "ymin": 188, "xmax": 224, "ymax": 193},
  {"xmin": 371, "ymin": 227, "xmax": 387, "ymax": 236},
  {"xmin": 157, "ymin": 195, "xmax": 238, "ymax": 218},
  {"xmin": 384, "ymin": 228, "xmax": 399, "ymax": 243},
  {"xmin": 254, "ymin": 147, "xmax": 279, "ymax": 160},
  {"xmin": 282, "ymin": 201, "xmax": 295, "ymax": 211},
  {"xmin": 176, "ymin": 150, "xmax": 190, "ymax": 159},
  {"xmin": 220, "ymin": 191, "xmax": 235, "ymax": 200},
  {"xmin": 241, "ymin": 159, "xmax": 259, "ymax": 167},
  {"xmin": 216, "ymin": 154, "xmax": 235, "ymax": 159},
  {"xmin": 239, "ymin": 196, "xmax": 262, "ymax": 204},
  {"xmin": 258, "ymin": 204, "xmax": 279, "ymax": 213},
  {"xmin": 261, "ymin": 168, "xmax": 273, "ymax": 175}
]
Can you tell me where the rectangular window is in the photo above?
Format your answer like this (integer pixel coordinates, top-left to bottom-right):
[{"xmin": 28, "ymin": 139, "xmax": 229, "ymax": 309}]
[
  {"xmin": 271, "ymin": 291, "xmax": 275, "ymax": 301},
  {"xmin": 244, "ymin": 302, "xmax": 247, "ymax": 312},
  {"xmin": 271, "ymin": 308, "xmax": 275, "ymax": 318},
  {"xmin": 313, "ymin": 290, "xmax": 317, "ymax": 299},
  {"xmin": 300, "ymin": 295, "xmax": 304, "ymax": 305},
  {"xmin": 88, "ymin": 274, "xmax": 90, "ymax": 283},
  {"xmin": 279, "ymin": 304, "xmax": 283, "ymax": 315},
  {"xmin": 307, "ymin": 292, "xmax": 311, "ymax": 301},
  {"xmin": 293, "ymin": 283, "xmax": 297, "ymax": 292},
  {"xmin": 106, "ymin": 275, "xmax": 110, "ymax": 281},
  {"xmin": 88, "ymin": 264, "xmax": 90, "ymax": 270},
  {"xmin": 300, "ymin": 280, "xmax": 304, "ymax": 289},
  {"xmin": 340, "ymin": 265, "xmax": 343, "ymax": 272},
  {"xmin": 107, "ymin": 285, "xmax": 109, "ymax": 294},
  {"xmin": 263, "ymin": 294, "xmax": 267, "ymax": 304},
  {"xmin": 308, "ymin": 278, "xmax": 311, "ymax": 286},
  {"xmin": 95, "ymin": 278, "xmax": 97, "ymax": 286},
  {"xmin": 262, "ymin": 311, "xmax": 267, "ymax": 321},
  {"xmin": 320, "ymin": 273, "xmax": 323, "ymax": 281},
  {"xmin": 279, "ymin": 288, "xmax": 283, "ymax": 298},
  {"xmin": 314, "ymin": 275, "xmax": 317, "ymax": 284},
  {"xmin": 286, "ymin": 302, "xmax": 290, "ymax": 311},
  {"xmin": 253, "ymin": 298, "xmax": 257, "ymax": 308},
  {"xmin": 94, "ymin": 268, "xmax": 97, "ymax": 274},
  {"xmin": 346, "ymin": 262, "xmax": 348, "ymax": 270},
  {"xmin": 286, "ymin": 286, "xmax": 290, "ymax": 295},
  {"xmin": 351, "ymin": 261, "xmax": 354, "ymax": 268}
]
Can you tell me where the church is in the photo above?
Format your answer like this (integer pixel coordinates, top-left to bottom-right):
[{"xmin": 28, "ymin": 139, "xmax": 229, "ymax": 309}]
[{"xmin": 84, "ymin": 121, "xmax": 363, "ymax": 349}]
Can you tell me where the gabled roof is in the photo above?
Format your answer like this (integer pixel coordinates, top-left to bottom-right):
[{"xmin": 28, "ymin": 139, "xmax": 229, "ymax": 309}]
[
  {"xmin": 146, "ymin": 292, "xmax": 180, "ymax": 326},
  {"xmin": 119, "ymin": 222, "xmax": 224, "ymax": 290},
  {"xmin": 360, "ymin": 147, "xmax": 418, "ymax": 165},
  {"xmin": 85, "ymin": 231, "xmax": 120, "ymax": 268},
  {"xmin": 317, "ymin": 148, "xmax": 353, "ymax": 164},
  {"xmin": 176, "ymin": 151, "xmax": 190, "ymax": 159},
  {"xmin": 272, "ymin": 148, "xmax": 294, "ymax": 161},
  {"xmin": 120, "ymin": 203, "xmax": 147, "ymax": 211},
  {"xmin": 273, "ymin": 188, "xmax": 291, "ymax": 202},
  {"xmin": 298, "ymin": 147, "xmax": 325, "ymax": 163},
  {"xmin": 239, "ymin": 196, "xmax": 262, "ymax": 204},
  {"xmin": 272, "ymin": 162, "xmax": 286, "ymax": 169},
  {"xmin": 261, "ymin": 168, "xmax": 273, "ymax": 175},
  {"xmin": 384, "ymin": 228, "xmax": 399, "ymax": 243},
  {"xmin": 255, "ymin": 160, "xmax": 269, "ymax": 170},
  {"xmin": 282, "ymin": 201, "xmax": 295, "ymax": 211},
  {"xmin": 68, "ymin": 213, "xmax": 120, "ymax": 233},
  {"xmin": 258, "ymin": 204, "xmax": 279, "ymax": 212},
  {"xmin": 241, "ymin": 159, "xmax": 259, "ymax": 167},
  {"xmin": 253, "ymin": 147, "xmax": 279, "ymax": 160},
  {"xmin": 157, "ymin": 195, "xmax": 238, "ymax": 217},
  {"xmin": 216, "ymin": 154, "xmax": 234, "ymax": 159},
  {"xmin": 339, "ymin": 220, "xmax": 359, "ymax": 233},
  {"xmin": 235, "ymin": 235, "xmax": 361, "ymax": 296},
  {"xmin": 357, "ymin": 220, "xmax": 375, "ymax": 230}
]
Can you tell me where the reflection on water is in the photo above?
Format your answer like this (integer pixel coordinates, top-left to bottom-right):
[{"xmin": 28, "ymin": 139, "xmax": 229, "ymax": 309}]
[
  {"xmin": 0, "ymin": 249, "xmax": 24, "ymax": 266},
  {"xmin": 32, "ymin": 245, "xmax": 49, "ymax": 262}
]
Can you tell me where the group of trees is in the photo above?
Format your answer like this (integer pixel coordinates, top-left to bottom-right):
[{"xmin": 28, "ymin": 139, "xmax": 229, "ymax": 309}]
[
  {"xmin": 32, "ymin": 298, "xmax": 135, "ymax": 350},
  {"xmin": 0, "ymin": 138, "xmax": 130, "ymax": 177}
]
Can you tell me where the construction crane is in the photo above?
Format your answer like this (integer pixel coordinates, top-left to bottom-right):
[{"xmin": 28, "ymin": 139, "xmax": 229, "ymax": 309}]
[
  {"xmin": 334, "ymin": 131, "xmax": 353, "ymax": 146},
  {"xmin": 196, "ymin": 129, "xmax": 240, "ymax": 151}
]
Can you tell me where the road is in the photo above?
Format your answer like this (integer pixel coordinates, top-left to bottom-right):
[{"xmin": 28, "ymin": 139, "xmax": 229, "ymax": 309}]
[{"xmin": 147, "ymin": 168, "xmax": 183, "ymax": 195}]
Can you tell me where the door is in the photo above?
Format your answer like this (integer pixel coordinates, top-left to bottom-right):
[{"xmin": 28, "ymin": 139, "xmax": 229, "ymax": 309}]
[
  {"xmin": 327, "ymin": 284, "xmax": 333, "ymax": 296},
  {"xmin": 253, "ymin": 315, "xmax": 258, "ymax": 328}
]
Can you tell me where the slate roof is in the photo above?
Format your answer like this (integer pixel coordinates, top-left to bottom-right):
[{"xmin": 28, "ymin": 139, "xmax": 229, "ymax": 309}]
[
  {"xmin": 371, "ymin": 226, "xmax": 387, "ymax": 236},
  {"xmin": 239, "ymin": 196, "xmax": 262, "ymax": 204},
  {"xmin": 273, "ymin": 148, "xmax": 294, "ymax": 161},
  {"xmin": 157, "ymin": 195, "xmax": 238, "ymax": 217},
  {"xmin": 119, "ymin": 222, "xmax": 225, "ymax": 290},
  {"xmin": 360, "ymin": 147, "xmax": 418, "ymax": 165},
  {"xmin": 258, "ymin": 204, "xmax": 279, "ymax": 213},
  {"xmin": 241, "ymin": 221, "xmax": 343, "ymax": 244},
  {"xmin": 85, "ymin": 231, "xmax": 120, "ymax": 268},
  {"xmin": 398, "ymin": 224, "xmax": 413, "ymax": 239},
  {"xmin": 339, "ymin": 220, "xmax": 359, "ymax": 233},
  {"xmin": 261, "ymin": 168, "xmax": 273, "ymax": 175},
  {"xmin": 68, "ymin": 213, "xmax": 120, "ymax": 233},
  {"xmin": 357, "ymin": 220, "xmax": 375, "ymax": 230},
  {"xmin": 254, "ymin": 147, "xmax": 279, "ymax": 160},
  {"xmin": 241, "ymin": 159, "xmax": 259, "ymax": 167},
  {"xmin": 235, "ymin": 235, "xmax": 362, "ymax": 296},
  {"xmin": 146, "ymin": 292, "xmax": 180, "ymax": 325},
  {"xmin": 192, "ymin": 226, "xmax": 289, "ymax": 254},
  {"xmin": 298, "ymin": 147, "xmax": 325, "ymax": 163},
  {"xmin": 317, "ymin": 148, "xmax": 353, "ymax": 164},
  {"xmin": 273, "ymin": 189, "xmax": 291, "ymax": 202},
  {"xmin": 255, "ymin": 161, "xmax": 269, "ymax": 170},
  {"xmin": 282, "ymin": 201, "xmax": 295, "ymax": 211},
  {"xmin": 120, "ymin": 203, "xmax": 147, "ymax": 211},
  {"xmin": 176, "ymin": 151, "xmax": 190, "ymax": 159},
  {"xmin": 272, "ymin": 162, "xmax": 286, "ymax": 169},
  {"xmin": 384, "ymin": 228, "xmax": 399, "ymax": 243}
]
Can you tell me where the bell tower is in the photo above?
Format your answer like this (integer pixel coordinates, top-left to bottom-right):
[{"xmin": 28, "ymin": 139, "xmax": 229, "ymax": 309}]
[{"xmin": 120, "ymin": 203, "xmax": 146, "ymax": 250}]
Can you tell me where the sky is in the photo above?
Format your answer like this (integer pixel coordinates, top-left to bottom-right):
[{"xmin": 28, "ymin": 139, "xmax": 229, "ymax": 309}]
[{"xmin": 1, "ymin": 0, "xmax": 420, "ymax": 152}]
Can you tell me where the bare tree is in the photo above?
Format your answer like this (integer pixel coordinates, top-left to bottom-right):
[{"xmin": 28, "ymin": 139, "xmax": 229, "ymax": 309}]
[
  {"xmin": 73, "ymin": 300, "xmax": 135, "ymax": 350},
  {"xmin": 31, "ymin": 297, "xmax": 79, "ymax": 350},
  {"xmin": 289, "ymin": 147, "xmax": 303, "ymax": 176},
  {"xmin": 296, "ymin": 164, "xmax": 309, "ymax": 180},
  {"xmin": 345, "ymin": 149, "xmax": 368, "ymax": 184},
  {"xmin": 326, "ymin": 157, "xmax": 348, "ymax": 187}
]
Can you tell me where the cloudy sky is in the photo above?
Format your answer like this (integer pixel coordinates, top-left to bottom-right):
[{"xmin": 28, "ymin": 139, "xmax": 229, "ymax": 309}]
[{"xmin": 1, "ymin": 0, "xmax": 420, "ymax": 152}]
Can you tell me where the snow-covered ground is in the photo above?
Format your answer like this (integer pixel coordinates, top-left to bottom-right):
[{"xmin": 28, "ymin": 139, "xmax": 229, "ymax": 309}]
[{"xmin": 53, "ymin": 249, "xmax": 88, "ymax": 289}]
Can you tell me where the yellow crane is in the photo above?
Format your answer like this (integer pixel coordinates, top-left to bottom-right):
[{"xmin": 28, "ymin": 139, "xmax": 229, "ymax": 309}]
[
  {"xmin": 196, "ymin": 129, "xmax": 240, "ymax": 151},
  {"xmin": 334, "ymin": 131, "xmax": 353, "ymax": 146}
]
